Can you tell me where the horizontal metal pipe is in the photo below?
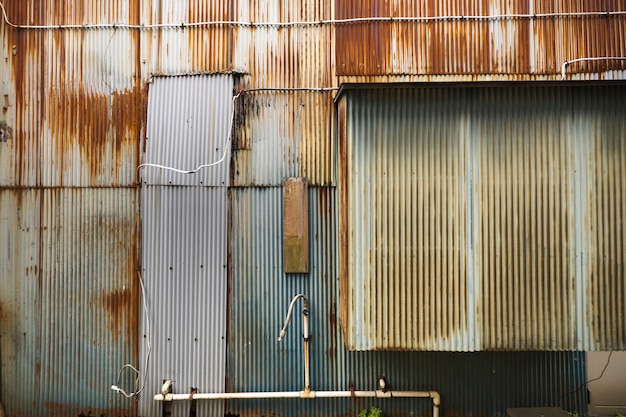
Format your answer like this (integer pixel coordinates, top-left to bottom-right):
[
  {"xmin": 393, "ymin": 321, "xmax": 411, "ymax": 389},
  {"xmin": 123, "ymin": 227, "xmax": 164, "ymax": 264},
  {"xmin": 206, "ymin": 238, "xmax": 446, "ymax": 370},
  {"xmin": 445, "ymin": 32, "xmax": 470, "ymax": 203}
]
[
  {"xmin": 154, "ymin": 390, "xmax": 440, "ymax": 417},
  {"xmin": 154, "ymin": 390, "xmax": 439, "ymax": 401}
]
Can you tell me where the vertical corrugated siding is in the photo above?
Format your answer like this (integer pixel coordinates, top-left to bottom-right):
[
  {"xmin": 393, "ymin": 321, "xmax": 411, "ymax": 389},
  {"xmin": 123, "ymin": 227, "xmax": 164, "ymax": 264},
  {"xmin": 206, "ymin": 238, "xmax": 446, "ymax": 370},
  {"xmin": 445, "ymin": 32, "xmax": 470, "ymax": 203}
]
[
  {"xmin": 147, "ymin": 1, "xmax": 231, "ymax": 74},
  {"xmin": 140, "ymin": 186, "xmax": 227, "ymax": 417},
  {"xmin": 341, "ymin": 85, "xmax": 626, "ymax": 351},
  {"xmin": 232, "ymin": 92, "xmax": 335, "ymax": 187},
  {"xmin": 345, "ymin": 88, "xmax": 468, "ymax": 351},
  {"xmin": 227, "ymin": 187, "xmax": 588, "ymax": 417},
  {"xmin": 143, "ymin": 75, "xmax": 233, "ymax": 187},
  {"xmin": 0, "ymin": 190, "xmax": 42, "ymax": 417},
  {"xmin": 577, "ymin": 87, "xmax": 626, "ymax": 350},
  {"xmin": 335, "ymin": 0, "xmax": 626, "ymax": 77},
  {"xmin": 0, "ymin": 188, "xmax": 137, "ymax": 417},
  {"xmin": 139, "ymin": 74, "xmax": 232, "ymax": 417},
  {"xmin": 1, "ymin": 0, "xmax": 142, "ymax": 187},
  {"xmin": 473, "ymin": 87, "xmax": 574, "ymax": 350}
]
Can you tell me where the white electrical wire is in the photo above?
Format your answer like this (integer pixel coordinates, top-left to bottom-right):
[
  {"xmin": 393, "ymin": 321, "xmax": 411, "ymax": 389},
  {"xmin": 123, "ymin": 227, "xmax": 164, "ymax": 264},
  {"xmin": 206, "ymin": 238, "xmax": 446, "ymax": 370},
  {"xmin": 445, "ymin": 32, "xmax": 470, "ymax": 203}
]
[
  {"xmin": 561, "ymin": 57, "xmax": 626, "ymax": 79},
  {"xmin": 1, "ymin": 0, "xmax": 625, "ymax": 30},
  {"xmin": 137, "ymin": 87, "xmax": 338, "ymax": 177},
  {"xmin": 111, "ymin": 271, "xmax": 152, "ymax": 398}
]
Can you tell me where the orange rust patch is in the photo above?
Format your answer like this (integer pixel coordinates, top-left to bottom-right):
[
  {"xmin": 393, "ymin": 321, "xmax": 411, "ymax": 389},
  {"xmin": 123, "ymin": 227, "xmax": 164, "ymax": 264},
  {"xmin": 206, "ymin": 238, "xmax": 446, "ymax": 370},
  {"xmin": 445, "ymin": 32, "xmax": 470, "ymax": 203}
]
[{"xmin": 102, "ymin": 288, "xmax": 132, "ymax": 342}]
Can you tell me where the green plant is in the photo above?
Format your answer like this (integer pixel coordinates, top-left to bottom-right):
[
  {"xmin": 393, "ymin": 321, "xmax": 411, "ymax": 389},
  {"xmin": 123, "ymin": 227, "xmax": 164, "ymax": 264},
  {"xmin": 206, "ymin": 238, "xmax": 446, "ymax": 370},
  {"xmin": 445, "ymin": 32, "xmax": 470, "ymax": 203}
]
[
  {"xmin": 615, "ymin": 414, "xmax": 624, "ymax": 417},
  {"xmin": 360, "ymin": 407, "xmax": 383, "ymax": 417}
]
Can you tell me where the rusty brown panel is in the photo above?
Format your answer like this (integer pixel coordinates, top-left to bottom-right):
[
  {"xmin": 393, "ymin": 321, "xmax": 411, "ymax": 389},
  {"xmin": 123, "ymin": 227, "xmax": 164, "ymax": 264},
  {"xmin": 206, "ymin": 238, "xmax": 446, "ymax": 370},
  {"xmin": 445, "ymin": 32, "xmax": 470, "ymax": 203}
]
[
  {"xmin": 283, "ymin": 177, "xmax": 309, "ymax": 273},
  {"xmin": 336, "ymin": 96, "xmax": 350, "ymax": 344}
]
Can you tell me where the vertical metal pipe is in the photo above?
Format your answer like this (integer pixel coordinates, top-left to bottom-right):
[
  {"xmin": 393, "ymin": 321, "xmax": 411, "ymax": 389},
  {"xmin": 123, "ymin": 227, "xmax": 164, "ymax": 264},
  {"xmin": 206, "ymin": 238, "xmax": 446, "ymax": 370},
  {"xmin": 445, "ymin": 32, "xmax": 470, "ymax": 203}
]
[{"xmin": 303, "ymin": 308, "xmax": 310, "ymax": 393}]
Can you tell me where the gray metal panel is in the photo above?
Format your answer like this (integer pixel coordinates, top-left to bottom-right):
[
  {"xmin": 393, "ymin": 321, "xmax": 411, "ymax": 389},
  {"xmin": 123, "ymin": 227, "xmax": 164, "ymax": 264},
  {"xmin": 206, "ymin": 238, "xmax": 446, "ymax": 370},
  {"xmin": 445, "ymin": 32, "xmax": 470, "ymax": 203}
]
[
  {"xmin": 140, "ymin": 185, "xmax": 227, "ymax": 417},
  {"xmin": 0, "ymin": 188, "xmax": 137, "ymax": 417},
  {"xmin": 139, "ymin": 72, "xmax": 232, "ymax": 417},
  {"xmin": 143, "ymin": 75, "xmax": 233, "ymax": 187},
  {"xmin": 341, "ymin": 85, "xmax": 626, "ymax": 351}
]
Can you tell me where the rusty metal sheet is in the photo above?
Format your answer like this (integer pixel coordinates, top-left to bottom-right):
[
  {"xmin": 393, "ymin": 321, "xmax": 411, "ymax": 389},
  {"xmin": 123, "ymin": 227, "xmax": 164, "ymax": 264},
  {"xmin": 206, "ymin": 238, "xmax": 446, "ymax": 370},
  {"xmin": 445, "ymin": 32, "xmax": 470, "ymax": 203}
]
[
  {"xmin": 0, "ymin": 0, "xmax": 144, "ymax": 187},
  {"xmin": 335, "ymin": 0, "xmax": 626, "ymax": 77}
]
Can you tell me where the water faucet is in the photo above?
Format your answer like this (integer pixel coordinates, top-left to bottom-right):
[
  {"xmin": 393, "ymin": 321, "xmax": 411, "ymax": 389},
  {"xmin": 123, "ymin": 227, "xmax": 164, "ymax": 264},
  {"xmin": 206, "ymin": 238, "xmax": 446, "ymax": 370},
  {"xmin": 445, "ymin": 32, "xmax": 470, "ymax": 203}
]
[
  {"xmin": 277, "ymin": 294, "xmax": 309, "ymax": 342},
  {"xmin": 277, "ymin": 294, "xmax": 311, "ymax": 393}
]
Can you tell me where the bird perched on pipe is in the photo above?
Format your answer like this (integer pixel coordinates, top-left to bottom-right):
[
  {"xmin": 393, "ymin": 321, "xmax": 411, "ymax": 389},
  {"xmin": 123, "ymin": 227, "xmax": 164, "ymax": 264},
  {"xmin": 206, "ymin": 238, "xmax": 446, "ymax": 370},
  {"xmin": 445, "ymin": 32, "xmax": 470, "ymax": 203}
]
[
  {"xmin": 377, "ymin": 375, "xmax": 389, "ymax": 393},
  {"xmin": 161, "ymin": 379, "xmax": 173, "ymax": 397}
]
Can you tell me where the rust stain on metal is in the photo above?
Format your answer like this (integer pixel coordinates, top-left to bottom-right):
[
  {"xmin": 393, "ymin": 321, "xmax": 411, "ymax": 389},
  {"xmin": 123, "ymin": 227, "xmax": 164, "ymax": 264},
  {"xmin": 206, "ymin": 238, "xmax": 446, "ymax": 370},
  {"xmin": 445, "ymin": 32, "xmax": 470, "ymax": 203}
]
[
  {"xmin": 101, "ymin": 286, "xmax": 134, "ymax": 343},
  {"xmin": 336, "ymin": 0, "xmax": 626, "ymax": 76}
]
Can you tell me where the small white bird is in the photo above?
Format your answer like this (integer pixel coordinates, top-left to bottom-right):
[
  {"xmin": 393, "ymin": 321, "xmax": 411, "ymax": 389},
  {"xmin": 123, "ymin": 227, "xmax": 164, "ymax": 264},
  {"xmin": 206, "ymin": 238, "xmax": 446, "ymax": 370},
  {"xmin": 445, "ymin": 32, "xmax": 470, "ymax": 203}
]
[
  {"xmin": 161, "ymin": 379, "xmax": 173, "ymax": 397},
  {"xmin": 378, "ymin": 375, "xmax": 389, "ymax": 393}
]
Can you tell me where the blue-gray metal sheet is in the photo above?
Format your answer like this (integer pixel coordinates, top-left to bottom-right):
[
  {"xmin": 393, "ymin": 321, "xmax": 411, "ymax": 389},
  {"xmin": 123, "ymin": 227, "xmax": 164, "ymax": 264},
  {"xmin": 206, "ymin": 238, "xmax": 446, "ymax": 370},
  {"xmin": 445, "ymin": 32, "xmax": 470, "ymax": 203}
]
[
  {"xmin": 340, "ymin": 85, "xmax": 626, "ymax": 351},
  {"xmin": 0, "ymin": 188, "xmax": 137, "ymax": 417},
  {"xmin": 142, "ymin": 75, "xmax": 233, "ymax": 187}
]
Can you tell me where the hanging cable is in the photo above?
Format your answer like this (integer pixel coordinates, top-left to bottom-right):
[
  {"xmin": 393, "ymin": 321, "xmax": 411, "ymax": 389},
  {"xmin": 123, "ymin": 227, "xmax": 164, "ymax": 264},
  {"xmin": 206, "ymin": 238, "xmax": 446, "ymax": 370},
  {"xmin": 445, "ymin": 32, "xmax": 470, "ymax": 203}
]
[
  {"xmin": 136, "ymin": 87, "xmax": 338, "ymax": 178},
  {"xmin": 111, "ymin": 271, "xmax": 152, "ymax": 398},
  {"xmin": 561, "ymin": 57, "xmax": 626, "ymax": 79}
]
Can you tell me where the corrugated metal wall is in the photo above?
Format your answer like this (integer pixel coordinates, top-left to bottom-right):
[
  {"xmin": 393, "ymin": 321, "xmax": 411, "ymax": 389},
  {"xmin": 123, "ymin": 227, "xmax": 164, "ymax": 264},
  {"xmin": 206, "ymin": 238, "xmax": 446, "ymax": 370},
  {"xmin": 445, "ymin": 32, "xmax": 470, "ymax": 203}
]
[
  {"xmin": 227, "ymin": 186, "xmax": 588, "ymax": 417},
  {"xmin": 0, "ymin": 1, "xmax": 142, "ymax": 416},
  {"xmin": 339, "ymin": 85, "xmax": 626, "ymax": 352},
  {"xmin": 1, "ymin": 0, "xmax": 625, "ymax": 416},
  {"xmin": 139, "ymin": 75, "xmax": 233, "ymax": 417},
  {"xmin": 0, "ymin": 188, "xmax": 138, "ymax": 417},
  {"xmin": 335, "ymin": 0, "xmax": 626, "ymax": 78}
]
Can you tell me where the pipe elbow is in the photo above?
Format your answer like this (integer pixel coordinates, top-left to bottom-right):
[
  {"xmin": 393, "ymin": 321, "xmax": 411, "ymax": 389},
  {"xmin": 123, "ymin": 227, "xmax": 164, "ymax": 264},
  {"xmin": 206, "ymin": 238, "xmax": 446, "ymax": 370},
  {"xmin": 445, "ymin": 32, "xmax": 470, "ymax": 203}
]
[{"xmin": 430, "ymin": 391, "xmax": 441, "ymax": 406}]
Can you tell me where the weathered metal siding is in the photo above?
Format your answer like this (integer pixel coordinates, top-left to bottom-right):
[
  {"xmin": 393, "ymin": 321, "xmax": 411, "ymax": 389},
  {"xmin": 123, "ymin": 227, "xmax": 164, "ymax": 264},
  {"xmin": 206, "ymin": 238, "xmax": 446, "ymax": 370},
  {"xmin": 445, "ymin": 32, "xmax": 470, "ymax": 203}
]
[
  {"xmin": 145, "ymin": 1, "xmax": 231, "ymax": 75},
  {"xmin": 335, "ymin": 0, "xmax": 626, "ymax": 78},
  {"xmin": 0, "ymin": 188, "xmax": 138, "ymax": 417},
  {"xmin": 339, "ymin": 85, "xmax": 626, "ymax": 352},
  {"xmin": 0, "ymin": 0, "xmax": 144, "ymax": 187},
  {"xmin": 342, "ymin": 88, "xmax": 469, "ymax": 351},
  {"xmin": 139, "ymin": 75, "xmax": 232, "ymax": 417},
  {"xmin": 0, "ymin": 2, "xmax": 144, "ymax": 416},
  {"xmin": 227, "ymin": 186, "xmax": 588, "ymax": 417},
  {"xmin": 232, "ymin": 91, "xmax": 335, "ymax": 186}
]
